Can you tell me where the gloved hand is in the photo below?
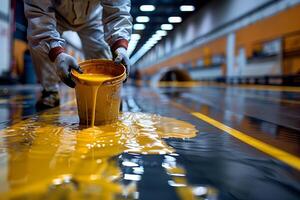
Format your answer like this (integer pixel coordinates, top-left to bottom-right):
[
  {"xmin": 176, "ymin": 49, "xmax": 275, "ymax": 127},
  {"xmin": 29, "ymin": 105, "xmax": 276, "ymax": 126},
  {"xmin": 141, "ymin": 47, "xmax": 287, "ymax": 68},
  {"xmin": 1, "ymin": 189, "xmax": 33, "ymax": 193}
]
[
  {"xmin": 54, "ymin": 53, "xmax": 83, "ymax": 88},
  {"xmin": 114, "ymin": 47, "xmax": 130, "ymax": 78}
]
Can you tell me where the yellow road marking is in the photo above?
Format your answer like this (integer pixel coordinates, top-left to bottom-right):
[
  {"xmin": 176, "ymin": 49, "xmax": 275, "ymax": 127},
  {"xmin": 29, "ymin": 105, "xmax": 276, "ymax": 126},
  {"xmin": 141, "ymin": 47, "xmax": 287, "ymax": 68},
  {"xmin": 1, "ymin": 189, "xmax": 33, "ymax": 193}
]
[
  {"xmin": 191, "ymin": 112, "xmax": 300, "ymax": 171},
  {"xmin": 156, "ymin": 81, "xmax": 300, "ymax": 92},
  {"xmin": 234, "ymin": 84, "xmax": 300, "ymax": 93}
]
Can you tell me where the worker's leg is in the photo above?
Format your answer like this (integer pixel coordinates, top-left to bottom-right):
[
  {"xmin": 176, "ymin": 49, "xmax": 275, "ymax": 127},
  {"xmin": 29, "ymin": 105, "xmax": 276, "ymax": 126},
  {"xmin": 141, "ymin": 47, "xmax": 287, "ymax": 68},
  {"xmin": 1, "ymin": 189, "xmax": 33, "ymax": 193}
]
[
  {"xmin": 28, "ymin": 45, "xmax": 60, "ymax": 92},
  {"xmin": 29, "ymin": 45, "xmax": 60, "ymax": 109},
  {"xmin": 28, "ymin": 22, "xmax": 67, "ymax": 109},
  {"xmin": 77, "ymin": 19, "xmax": 112, "ymax": 60}
]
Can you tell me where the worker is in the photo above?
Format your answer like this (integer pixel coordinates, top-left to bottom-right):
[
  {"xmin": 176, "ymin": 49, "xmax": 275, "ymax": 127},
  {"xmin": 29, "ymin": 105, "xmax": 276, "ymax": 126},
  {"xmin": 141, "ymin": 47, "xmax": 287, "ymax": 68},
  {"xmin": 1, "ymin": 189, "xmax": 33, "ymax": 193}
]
[{"xmin": 24, "ymin": 0, "xmax": 132, "ymax": 110}]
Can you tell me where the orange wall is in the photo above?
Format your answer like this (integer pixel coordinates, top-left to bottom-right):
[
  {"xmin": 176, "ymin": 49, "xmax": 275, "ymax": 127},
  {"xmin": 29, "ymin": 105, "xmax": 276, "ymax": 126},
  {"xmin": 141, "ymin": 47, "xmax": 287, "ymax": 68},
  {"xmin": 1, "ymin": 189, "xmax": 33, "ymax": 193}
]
[
  {"xmin": 143, "ymin": 37, "xmax": 226, "ymax": 75},
  {"xmin": 236, "ymin": 4, "xmax": 300, "ymax": 57}
]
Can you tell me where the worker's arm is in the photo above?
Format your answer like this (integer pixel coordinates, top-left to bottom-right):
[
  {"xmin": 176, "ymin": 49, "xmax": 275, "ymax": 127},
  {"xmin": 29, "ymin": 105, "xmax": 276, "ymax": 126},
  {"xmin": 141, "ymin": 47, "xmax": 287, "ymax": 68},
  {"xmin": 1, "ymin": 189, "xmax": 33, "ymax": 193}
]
[
  {"xmin": 24, "ymin": 0, "xmax": 64, "ymax": 55},
  {"xmin": 101, "ymin": 0, "xmax": 132, "ymax": 77},
  {"xmin": 24, "ymin": 0, "xmax": 82, "ymax": 88}
]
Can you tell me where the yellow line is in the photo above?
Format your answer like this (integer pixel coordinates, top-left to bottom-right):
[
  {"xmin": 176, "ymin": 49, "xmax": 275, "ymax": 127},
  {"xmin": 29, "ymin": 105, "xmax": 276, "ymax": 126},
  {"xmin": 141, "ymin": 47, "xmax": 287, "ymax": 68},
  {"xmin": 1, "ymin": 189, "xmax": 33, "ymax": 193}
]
[
  {"xmin": 191, "ymin": 112, "xmax": 300, "ymax": 171},
  {"xmin": 234, "ymin": 84, "xmax": 300, "ymax": 93},
  {"xmin": 156, "ymin": 81, "xmax": 300, "ymax": 92}
]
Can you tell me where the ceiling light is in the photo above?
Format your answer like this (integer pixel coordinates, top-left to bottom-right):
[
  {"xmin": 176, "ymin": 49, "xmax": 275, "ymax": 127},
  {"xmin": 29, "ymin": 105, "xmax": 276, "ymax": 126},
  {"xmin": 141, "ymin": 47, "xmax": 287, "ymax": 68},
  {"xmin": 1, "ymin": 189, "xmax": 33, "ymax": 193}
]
[
  {"xmin": 140, "ymin": 5, "xmax": 155, "ymax": 12},
  {"xmin": 128, "ymin": 42, "xmax": 137, "ymax": 48},
  {"xmin": 144, "ymin": 43, "xmax": 154, "ymax": 48},
  {"xmin": 161, "ymin": 24, "xmax": 173, "ymax": 30},
  {"xmin": 180, "ymin": 5, "xmax": 195, "ymax": 12},
  {"xmin": 156, "ymin": 30, "xmax": 167, "ymax": 36},
  {"xmin": 151, "ymin": 34, "xmax": 162, "ymax": 41},
  {"xmin": 136, "ymin": 16, "xmax": 150, "ymax": 23},
  {"xmin": 129, "ymin": 41, "xmax": 138, "ymax": 46},
  {"xmin": 147, "ymin": 39, "xmax": 158, "ymax": 45},
  {"xmin": 148, "ymin": 37, "xmax": 158, "ymax": 42},
  {"xmin": 168, "ymin": 16, "xmax": 182, "ymax": 23},
  {"xmin": 131, "ymin": 34, "xmax": 141, "ymax": 41},
  {"xmin": 142, "ymin": 43, "xmax": 152, "ymax": 50},
  {"xmin": 133, "ymin": 24, "xmax": 146, "ymax": 30}
]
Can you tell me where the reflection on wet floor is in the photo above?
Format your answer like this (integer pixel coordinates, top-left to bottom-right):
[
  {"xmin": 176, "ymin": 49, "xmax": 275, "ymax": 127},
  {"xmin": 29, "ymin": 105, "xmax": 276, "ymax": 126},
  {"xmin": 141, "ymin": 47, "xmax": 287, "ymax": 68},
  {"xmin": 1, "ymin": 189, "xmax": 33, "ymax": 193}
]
[
  {"xmin": 0, "ymin": 99, "xmax": 217, "ymax": 199},
  {"xmin": 0, "ymin": 83, "xmax": 300, "ymax": 199}
]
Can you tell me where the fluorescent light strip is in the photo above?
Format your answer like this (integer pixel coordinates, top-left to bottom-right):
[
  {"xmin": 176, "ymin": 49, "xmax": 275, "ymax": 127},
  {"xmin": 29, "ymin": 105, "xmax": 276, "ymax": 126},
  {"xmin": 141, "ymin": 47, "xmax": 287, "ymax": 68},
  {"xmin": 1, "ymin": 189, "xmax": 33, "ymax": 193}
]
[
  {"xmin": 161, "ymin": 24, "xmax": 173, "ymax": 30},
  {"xmin": 151, "ymin": 34, "xmax": 162, "ymax": 41},
  {"xmin": 131, "ymin": 33, "xmax": 141, "ymax": 41},
  {"xmin": 128, "ymin": 34, "xmax": 141, "ymax": 56},
  {"xmin": 130, "ymin": 29, "xmax": 168, "ymax": 63},
  {"xmin": 180, "ymin": 5, "xmax": 195, "ymax": 12},
  {"xmin": 133, "ymin": 24, "xmax": 146, "ymax": 30},
  {"xmin": 131, "ymin": 44, "xmax": 153, "ymax": 64},
  {"xmin": 168, "ymin": 16, "xmax": 182, "ymax": 23},
  {"xmin": 156, "ymin": 30, "xmax": 167, "ymax": 36},
  {"xmin": 136, "ymin": 16, "xmax": 150, "ymax": 23},
  {"xmin": 140, "ymin": 5, "xmax": 155, "ymax": 12}
]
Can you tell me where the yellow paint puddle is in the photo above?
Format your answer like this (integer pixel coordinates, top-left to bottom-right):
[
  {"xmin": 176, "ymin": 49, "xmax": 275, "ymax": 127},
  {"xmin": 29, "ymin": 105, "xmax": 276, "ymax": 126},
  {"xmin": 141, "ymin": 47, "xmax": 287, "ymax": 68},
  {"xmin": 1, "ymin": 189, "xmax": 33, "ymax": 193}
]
[{"xmin": 0, "ymin": 102, "xmax": 197, "ymax": 199}]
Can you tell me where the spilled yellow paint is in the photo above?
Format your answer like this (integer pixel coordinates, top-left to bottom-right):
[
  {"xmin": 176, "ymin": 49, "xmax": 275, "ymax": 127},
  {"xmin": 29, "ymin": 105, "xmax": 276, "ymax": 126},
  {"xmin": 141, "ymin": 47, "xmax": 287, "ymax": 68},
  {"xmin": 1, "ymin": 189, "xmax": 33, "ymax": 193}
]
[
  {"xmin": 0, "ymin": 102, "xmax": 197, "ymax": 199},
  {"xmin": 191, "ymin": 112, "xmax": 300, "ymax": 171}
]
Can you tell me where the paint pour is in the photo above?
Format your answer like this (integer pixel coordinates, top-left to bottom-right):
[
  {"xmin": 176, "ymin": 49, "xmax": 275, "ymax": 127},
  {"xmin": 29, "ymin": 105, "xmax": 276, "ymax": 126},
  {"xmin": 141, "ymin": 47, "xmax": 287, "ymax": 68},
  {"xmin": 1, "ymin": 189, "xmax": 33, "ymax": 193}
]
[
  {"xmin": 0, "ymin": 101, "xmax": 198, "ymax": 199},
  {"xmin": 72, "ymin": 59, "xmax": 126, "ymax": 126},
  {"xmin": 75, "ymin": 74, "xmax": 113, "ymax": 126}
]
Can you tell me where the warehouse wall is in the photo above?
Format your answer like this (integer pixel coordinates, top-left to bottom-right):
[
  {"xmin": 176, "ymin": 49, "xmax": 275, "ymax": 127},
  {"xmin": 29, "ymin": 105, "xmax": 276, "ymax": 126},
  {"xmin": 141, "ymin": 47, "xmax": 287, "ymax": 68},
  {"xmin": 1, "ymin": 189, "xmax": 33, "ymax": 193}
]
[
  {"xmin": 135, "ymin": 0, "xmax": 275, "ymax": 69},
  {"xmin": 0, "ymin": 0, "xmax": 11, "ymax": 75},
  {"xmin": 135, "ymin": 0, "xmax": 300, "ymax": 80}
]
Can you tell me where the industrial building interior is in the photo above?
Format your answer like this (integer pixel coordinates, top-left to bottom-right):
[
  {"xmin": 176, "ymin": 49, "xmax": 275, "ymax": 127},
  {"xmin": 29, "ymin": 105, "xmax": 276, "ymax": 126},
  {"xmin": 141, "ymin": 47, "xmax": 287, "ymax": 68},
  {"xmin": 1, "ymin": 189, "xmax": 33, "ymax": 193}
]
[{"xmin": 0, "ymin": 0, "xmax": 300, "ymax": 199}]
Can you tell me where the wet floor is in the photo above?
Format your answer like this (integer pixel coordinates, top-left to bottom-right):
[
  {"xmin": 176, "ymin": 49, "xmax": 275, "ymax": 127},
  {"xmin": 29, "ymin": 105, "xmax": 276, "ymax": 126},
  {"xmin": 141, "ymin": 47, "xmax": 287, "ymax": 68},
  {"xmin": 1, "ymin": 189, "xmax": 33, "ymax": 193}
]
[{"xmin": 0, "ymin": 83, "xmax": 299, "ymax": 199}]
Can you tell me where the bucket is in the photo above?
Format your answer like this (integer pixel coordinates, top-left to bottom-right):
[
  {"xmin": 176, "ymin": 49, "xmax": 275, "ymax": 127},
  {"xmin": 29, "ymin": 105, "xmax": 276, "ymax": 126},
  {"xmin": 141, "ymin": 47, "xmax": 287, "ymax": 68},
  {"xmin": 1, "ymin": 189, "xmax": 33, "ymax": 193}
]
[{"xmin": 71, "ymin": 59, "xmax": 126, "ymax": 126}]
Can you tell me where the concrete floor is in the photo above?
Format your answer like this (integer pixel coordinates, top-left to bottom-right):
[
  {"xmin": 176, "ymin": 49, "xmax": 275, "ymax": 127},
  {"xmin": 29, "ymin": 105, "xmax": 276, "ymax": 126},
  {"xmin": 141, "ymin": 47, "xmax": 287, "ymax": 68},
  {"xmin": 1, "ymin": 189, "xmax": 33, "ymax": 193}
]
[{"xmin": 0, "ymin": 83, "xmax": 299, "ymax": 199}]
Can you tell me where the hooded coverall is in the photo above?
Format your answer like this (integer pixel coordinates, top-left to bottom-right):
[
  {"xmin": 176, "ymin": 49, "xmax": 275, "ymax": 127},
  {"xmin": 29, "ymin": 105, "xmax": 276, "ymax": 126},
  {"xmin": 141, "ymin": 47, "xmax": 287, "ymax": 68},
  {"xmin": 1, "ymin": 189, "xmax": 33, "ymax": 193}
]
[{"xmin": 24, "ymin": 0, "xmax": 132, "ymax": 92}]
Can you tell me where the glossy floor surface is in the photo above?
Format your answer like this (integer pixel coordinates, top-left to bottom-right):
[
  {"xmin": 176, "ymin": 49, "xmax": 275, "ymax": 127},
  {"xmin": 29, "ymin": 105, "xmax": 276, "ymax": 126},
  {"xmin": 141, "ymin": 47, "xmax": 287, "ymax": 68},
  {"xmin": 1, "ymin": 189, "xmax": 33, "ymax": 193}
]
[{"xmin": 0, "ymin": 83, "xmax": 299, "ymax": 199}]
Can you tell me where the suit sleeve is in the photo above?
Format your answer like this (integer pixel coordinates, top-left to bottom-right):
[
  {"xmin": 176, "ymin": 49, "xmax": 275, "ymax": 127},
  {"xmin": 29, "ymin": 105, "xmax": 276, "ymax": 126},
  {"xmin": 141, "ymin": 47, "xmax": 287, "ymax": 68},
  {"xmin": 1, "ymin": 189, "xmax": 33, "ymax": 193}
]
[
  {"xmin": 24, "ymin": 0, "xmax": 65, "ymax": 55},
  {"xmin": 101, "ymin": 0, "xmax": 132, "ymax": 52}
]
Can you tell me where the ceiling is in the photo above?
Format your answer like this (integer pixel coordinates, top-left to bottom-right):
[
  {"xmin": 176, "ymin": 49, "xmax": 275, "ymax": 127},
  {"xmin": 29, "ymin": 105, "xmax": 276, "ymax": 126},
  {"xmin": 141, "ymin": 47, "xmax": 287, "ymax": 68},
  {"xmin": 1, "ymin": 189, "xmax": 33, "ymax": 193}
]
[{"xmin": 129, "ymin": 0, "xmax": 207, "ymax": 62}]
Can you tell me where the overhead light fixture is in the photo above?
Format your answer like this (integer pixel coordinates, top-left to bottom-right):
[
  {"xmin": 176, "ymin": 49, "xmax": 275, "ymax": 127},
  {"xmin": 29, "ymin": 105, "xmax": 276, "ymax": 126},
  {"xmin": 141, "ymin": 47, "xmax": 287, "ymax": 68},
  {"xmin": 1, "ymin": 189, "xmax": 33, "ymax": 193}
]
[
  {"xmin": 151, "ymin": 34, "xmax": 162, "ymax": 41},
  {"xmin": 144, "ymin": 43, "xmax": 154, "ymax": 49},
  {"xmin": 156, "ymin": 30, "xmax": 167, "ymax": 36},
  {"xmin": 142, "ymin": 42, "xmax": 153, "ymax": 50},
  {"xmin": 180, "ymin": 5, "xmax": 195, "ymax": 12},
  {"xmin": 161, "ymin": 24, "xmax": 173, "ymax": 30},
  {"xmin": 140, "ymin": 5, "xmax": 155, "ymax": 12},
  {"xmin": 129, "ymin": 41, "xmax": 138, "ymax": 46},
  {"xmin": 133, "ymin": 24, "xmax": 146, "ymax": 30},
  {"xmin": 146, "ymin": 40, "xmax": 157, "ymax": 47},
  {"xmin": 131, "ymin": 44, "xmax": 153, "ymax": 64},
  {"xmin": 168, "ymin": 16, "xmax": 182, "ymax": 23},
  {"xmin": 128, "ymin": 38, "xmax": 139, "ymax": 56},
  {"xmin": 146, "ymin": 39, "xmax": 156, "ymax": 44},
  {"xmin": 136, "ymin": 16, "xmax": 150, "ymax": 23},
  {"xmin": 131, "ymin": 34, "xmax": 141, "ymax": 41}
]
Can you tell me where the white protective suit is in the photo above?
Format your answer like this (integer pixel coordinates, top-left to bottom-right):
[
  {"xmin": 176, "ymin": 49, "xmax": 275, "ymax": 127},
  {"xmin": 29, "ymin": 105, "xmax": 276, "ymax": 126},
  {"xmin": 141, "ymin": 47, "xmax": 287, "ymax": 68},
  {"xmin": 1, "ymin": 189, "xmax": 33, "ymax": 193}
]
[{"xmin": 24, "ymin": 0, "xmax": 132, "ymax": 91}]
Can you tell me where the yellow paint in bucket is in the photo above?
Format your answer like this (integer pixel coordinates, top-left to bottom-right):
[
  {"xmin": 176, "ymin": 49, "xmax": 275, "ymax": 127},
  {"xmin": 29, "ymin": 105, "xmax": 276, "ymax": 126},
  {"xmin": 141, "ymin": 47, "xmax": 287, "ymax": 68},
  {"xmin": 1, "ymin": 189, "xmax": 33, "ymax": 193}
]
[{"xmin": 71, "ymin": 59, "xmax": 126, "ymax": 126}]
